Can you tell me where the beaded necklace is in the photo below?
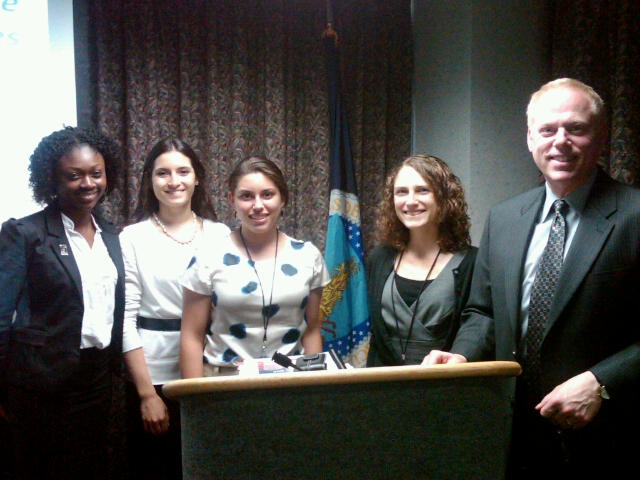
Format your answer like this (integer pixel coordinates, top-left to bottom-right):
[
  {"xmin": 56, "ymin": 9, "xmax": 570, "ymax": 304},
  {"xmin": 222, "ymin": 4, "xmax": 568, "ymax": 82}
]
[{"xmin": 152, "ymin": 211, "xmax": 198, "ymax": 245}]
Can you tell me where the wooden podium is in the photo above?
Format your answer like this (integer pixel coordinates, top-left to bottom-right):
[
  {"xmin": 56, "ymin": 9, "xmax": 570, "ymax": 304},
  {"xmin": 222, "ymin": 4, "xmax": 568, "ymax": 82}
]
[{"xmin": 163, "ymin": 361, "xmax": 520, "ymax": 480}]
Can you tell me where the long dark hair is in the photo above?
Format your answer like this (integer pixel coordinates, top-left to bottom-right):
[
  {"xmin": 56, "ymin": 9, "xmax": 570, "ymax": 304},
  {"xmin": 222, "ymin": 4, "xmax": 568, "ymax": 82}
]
[{"xmin": 132, "ymin": 137, "xmax": 218, "ymax": 222}]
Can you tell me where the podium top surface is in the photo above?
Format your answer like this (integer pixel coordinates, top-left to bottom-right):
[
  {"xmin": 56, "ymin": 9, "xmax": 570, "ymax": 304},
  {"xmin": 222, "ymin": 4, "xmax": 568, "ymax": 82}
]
[{"xmin": 163, "ymin": 361, "xmax": 521, "ymax": 399}]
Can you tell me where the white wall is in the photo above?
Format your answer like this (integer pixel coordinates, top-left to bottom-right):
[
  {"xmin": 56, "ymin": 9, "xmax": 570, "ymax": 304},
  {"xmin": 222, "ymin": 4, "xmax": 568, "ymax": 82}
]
[
  {"xmin": 412, "ymin": 0, "xmax": 549, "ymax": 243},
  {"xmin": 0, "ymin": 0, "xmax": 76, "ymax": 224}
]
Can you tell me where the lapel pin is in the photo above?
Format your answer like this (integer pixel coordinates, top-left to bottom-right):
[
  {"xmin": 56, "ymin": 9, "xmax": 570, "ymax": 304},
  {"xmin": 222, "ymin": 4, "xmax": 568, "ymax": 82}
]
[{"xmin": 59, "ymin": 244, "xmax": 69, "ymax": 256}]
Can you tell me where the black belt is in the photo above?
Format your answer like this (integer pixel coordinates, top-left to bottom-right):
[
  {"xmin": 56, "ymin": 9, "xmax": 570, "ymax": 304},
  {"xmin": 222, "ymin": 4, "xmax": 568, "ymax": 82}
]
[{"xmin": 137, "ymin": 316, "xmax": 181, "ymax": 332}]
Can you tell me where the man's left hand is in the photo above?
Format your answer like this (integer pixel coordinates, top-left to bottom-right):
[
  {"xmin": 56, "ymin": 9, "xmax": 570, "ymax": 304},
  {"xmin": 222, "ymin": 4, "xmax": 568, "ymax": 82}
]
[{"xmin": 535, "ymin": 370, "xmax": 603, "ymax": 429}]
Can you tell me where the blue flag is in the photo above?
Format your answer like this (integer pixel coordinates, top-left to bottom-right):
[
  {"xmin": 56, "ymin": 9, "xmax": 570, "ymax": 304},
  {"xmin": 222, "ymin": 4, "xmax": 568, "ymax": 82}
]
[{"xmin": 320, "ymin": 26, "xmax": 370, "ymax": 367}]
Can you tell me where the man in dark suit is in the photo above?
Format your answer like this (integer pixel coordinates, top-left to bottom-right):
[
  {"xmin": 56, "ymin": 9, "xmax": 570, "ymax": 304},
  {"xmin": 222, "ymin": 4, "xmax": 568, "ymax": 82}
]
[{"xmin": 425, "ymin": 78, "xmax": 640, "ymax": 478}]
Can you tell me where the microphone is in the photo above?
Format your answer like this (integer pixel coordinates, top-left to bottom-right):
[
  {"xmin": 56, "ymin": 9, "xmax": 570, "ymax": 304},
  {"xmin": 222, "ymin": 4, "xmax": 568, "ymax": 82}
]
[
  {"xmin": 272, "ymin": 352, "xmax": 302, "ymax": 371},
  {"xmin": 329, "ymin": 348, "xmax": 347, "ymax": 369}
]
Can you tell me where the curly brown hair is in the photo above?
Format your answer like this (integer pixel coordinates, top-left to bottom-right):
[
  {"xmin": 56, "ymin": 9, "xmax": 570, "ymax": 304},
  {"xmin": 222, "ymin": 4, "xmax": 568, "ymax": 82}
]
[{"xmin": 375, "ymin": 155, "xmax": 471, "ymax": 252}]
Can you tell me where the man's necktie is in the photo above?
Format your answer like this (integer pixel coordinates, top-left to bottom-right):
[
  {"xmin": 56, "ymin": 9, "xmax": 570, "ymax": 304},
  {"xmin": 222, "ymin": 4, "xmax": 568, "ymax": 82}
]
[{"xmin": 524, "ymin": 199, "xmax": 568, "ymax": 392}]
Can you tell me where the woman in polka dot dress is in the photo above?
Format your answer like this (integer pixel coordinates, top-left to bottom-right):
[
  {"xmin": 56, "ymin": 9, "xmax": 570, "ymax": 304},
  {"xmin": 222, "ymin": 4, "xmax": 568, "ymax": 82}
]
[{"xmin": 180, "ymin": 156, "xmax": 330, "ymax": 377}]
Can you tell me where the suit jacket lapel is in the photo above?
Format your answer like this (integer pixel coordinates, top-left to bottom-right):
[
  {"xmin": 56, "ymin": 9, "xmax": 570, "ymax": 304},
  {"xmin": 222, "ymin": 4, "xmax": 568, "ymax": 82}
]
[
  {"xmin": 44, "ymin": 205, "xmax": 84, "ymax": 297},
  {"xmin": 544, "ymin": 173, "xmax": 616, "ymax": 334},
  {"xmin": 506, "ymin": 188, "xmax": 545, "ymax": 334},
  {"xmin": 98, "ymin": 216, "xmax": 125, "ymax": 280}
]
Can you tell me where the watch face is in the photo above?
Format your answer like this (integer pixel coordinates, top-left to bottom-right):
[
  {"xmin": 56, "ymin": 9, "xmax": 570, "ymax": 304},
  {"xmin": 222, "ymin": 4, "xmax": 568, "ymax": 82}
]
[{"xmin": 600, "ymin": 385, "xmax": 611, "ymax": 400}]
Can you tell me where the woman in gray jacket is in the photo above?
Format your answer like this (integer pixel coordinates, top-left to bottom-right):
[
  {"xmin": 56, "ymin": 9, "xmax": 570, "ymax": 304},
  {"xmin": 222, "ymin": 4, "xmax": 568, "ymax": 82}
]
[{"xmin": 366, "ymin": 154, "xmax": 476, "ymax": 366}]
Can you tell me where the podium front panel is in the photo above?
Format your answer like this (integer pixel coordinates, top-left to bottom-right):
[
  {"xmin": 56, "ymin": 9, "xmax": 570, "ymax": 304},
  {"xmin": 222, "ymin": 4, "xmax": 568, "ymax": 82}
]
[{"xmin": 169, "ymin": 364, "xmax": 517, "ymax": 480}]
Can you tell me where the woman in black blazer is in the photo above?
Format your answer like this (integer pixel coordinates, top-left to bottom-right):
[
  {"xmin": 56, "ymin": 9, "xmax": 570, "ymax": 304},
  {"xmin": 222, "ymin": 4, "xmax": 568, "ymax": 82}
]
[
  {"xmin": 0, "ymin": 126, "xmax": 125, "ymax": 479},
  {"xmin": 366, "ymin": 155, "xmax": 476, "ymax": 366}
]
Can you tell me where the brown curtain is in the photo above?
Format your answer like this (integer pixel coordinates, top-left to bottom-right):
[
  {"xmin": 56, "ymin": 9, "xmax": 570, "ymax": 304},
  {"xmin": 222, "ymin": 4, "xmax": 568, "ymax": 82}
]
[
  {"xmin": 87, "ymin": 0, "xmax": 412, "ymax": 254},
  {"xmin": 551, "ymin": 0, "xmax": 640, "ymax": 186}
]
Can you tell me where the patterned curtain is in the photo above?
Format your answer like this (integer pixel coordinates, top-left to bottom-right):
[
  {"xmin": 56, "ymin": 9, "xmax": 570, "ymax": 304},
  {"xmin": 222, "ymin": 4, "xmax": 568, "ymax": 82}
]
[
  {"xmin": 86, "ymin": 2, "xmax": 412, "ymax": 475},
  {"xmin": 87, "ymin": 0, "xmax": 412, "ymax": 253},
  {"xmin": 551, "ymin": 0, "xmax": 640, "ymax": 186}
]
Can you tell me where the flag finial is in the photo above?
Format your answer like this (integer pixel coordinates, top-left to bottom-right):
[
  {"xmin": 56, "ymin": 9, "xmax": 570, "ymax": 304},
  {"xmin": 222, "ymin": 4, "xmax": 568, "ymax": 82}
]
[
  {"xmin": 323, "ymin": 22, "xmax": 338, "ymax": 45},
  {"xmin": 323, "ymin": 1, "xmax": 338, "ymax": 45}
]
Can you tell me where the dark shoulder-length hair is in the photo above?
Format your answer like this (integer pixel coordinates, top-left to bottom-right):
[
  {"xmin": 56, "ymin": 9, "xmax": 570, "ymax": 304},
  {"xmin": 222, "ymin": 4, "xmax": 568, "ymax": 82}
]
[
  {"xmin": 28, "ymin": 126, "xmax": 121, "ymax": 206},
  {"xmin": 227, "ymin": 155, "xmax": 289, "ymax": 205},
  {"xmin": 132, "ymin": 137, "xmax": 218, "ymax": 222},
  {"xmin": 375, "ymin": 154, "xmax": 471, "ymax": 252}
]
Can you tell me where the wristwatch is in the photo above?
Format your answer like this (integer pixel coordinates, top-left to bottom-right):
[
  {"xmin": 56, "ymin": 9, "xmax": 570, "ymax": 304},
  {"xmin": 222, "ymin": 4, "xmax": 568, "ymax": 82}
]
[{"xmin": 598, "ymin": 384, "xmax": 610, "ymax": 400}]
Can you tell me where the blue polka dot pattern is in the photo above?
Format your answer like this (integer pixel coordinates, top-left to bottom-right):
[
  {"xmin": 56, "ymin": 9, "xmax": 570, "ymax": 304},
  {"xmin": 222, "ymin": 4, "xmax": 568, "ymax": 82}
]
[
  {"xmin": 222, "ymin": 349, "xmax": 238, "ymax": 362},
  {"xmin": 291, "ymin": 240, "xmax": 305, "ymax": 250},
  {"xmin": 282, "ymin": 328, "xmax": 301, "ymax": 344},
  {"xmin": 281, "ymin": 264, "xmax": 298, "ymax": 276},
  {"xmin": 229, "ymin": 323, "xmax": 247, "ymax": 339},
  {"xmin": 247, "ymin": 259, "xmax": 255, "ymax": 267},
  {"xmin": 223, "ymin": 253, "xmax": 240, "ymax": 266},
  {"xmin": 212, "ymin": 291, "xmax": 218, "ymax": 306},
  {"xmin": 187, "ymin": 255, "xmax": 197, "ymax": 268},
  {"xmin": 263, "ymin": 304, "xmax": 280, "ymax": 319},
  {"xmin": 300, "ymin": 296, "xmax": 308, "ymax": 309},
  {"xmin": 242, "ymin": 281, "xmax": 258, "ymax": 294}
]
